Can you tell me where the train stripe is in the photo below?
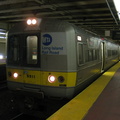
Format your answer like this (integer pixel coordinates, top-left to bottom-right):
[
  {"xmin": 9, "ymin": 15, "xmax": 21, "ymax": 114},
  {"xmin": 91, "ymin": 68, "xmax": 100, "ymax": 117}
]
[{"xmin": 7, "ymin": 69, "xmax": 77, "ymax": 87}]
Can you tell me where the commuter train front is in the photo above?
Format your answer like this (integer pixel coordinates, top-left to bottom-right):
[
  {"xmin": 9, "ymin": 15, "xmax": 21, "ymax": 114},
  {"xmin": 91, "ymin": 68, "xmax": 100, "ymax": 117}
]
[{"xmin": 7, "ymin": 18, "xmax": 119, "ymax": 99}]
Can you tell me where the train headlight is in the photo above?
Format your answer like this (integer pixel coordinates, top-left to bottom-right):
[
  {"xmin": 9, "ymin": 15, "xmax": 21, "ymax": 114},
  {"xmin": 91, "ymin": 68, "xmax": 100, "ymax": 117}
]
[
  {"xmin": 48, "ymin": 75, "xmax": 56, "ymax": 83},
  {"xmin": 32, "ymin": 19, "xmax": 37, "ymax": 25},
  {"xmin": 13, "ymin": 72, "xmax": 18, "ymax": 78},
  {"xmin": 27, "ymin": 19, "xmax": 32, "ymax": 25},
  {"xmin": 27, "ymin": 18, "xmax": 37, "ymax": 25}
]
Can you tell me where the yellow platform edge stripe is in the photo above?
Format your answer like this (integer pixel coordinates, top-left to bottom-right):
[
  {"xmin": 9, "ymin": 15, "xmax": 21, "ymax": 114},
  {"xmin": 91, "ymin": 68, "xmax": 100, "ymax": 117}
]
[{"xmin": 47, "ymin": 62, "xmax": 120, "ymax": 120}]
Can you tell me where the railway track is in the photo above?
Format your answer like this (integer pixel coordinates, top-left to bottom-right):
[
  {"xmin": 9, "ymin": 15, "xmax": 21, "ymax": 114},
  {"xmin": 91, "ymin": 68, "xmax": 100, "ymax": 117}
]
[
  {"xmin": 10, "ymin": 113, "xmax": 42, "ymax": 120},
  {"xmin": 0, "ymin": 80, "xmax": 7, "ymax": 90},
  {"xmin": 0, "ymin": 85, "xmax": 69, "ymax": 120},
  {"xmin": 10, "ymin": 113, "xmax": 23, "ymax": 120}
]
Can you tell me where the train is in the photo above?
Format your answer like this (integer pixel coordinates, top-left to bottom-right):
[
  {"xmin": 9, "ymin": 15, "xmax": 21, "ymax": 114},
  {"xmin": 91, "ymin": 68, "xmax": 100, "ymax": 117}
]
[
  {"xmin": 0, "ymin": 36, "xmax": 6, "ymax": 81},
  {"xmin": 7, "ymin": 18, "xmax": 119, "ymax": 104}
]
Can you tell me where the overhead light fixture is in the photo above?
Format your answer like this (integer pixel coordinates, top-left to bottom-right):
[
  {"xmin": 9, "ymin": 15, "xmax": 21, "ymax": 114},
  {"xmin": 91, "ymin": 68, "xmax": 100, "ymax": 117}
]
[{"xmin": 113, "ymin": 0, "xmax": 120, "ymax": 20}]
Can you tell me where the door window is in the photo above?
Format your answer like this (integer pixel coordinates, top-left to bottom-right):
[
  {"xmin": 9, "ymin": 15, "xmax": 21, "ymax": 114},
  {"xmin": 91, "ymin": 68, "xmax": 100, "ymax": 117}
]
[{"xmin": 27, "ymin": 36, "xmax": 38, "ymax": 64}]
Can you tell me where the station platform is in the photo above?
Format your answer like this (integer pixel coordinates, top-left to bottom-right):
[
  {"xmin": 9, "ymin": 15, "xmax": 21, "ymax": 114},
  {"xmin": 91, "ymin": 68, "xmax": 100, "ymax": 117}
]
[{"xmin": 47, "ymin": 62, "xmax": 120, "ymax": 120}]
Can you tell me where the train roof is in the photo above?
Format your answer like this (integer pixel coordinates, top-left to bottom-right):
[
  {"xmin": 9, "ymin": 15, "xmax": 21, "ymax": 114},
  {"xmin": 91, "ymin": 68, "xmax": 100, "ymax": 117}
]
[{"xmin": 8, "ymin": 18, "xmax": 77, "ymax": 34}]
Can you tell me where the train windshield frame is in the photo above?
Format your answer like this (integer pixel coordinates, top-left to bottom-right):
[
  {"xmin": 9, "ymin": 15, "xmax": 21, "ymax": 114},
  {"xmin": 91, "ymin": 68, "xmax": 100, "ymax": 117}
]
[{"xmin": 7, "ymin": 33, "xmax": 40, "ymax": 68}]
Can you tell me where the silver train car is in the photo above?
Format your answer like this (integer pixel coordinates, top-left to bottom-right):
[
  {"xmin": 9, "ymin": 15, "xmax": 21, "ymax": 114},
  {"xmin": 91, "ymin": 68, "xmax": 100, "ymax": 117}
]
[{"xmin": 7, "ymin": 18, "xmax": 119, "ymax": 100}]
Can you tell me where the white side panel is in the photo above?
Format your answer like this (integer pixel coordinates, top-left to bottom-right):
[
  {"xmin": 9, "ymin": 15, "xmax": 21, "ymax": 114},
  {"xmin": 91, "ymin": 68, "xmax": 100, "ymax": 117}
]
[{"xmin": 41, "ymin": 32, "xmax": 67, "ymax": 55}]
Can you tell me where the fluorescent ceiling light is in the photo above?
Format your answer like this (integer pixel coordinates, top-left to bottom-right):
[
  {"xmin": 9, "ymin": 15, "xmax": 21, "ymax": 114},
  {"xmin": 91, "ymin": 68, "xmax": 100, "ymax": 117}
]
[
  {"xmin": 0, "ymin": 32, "xmax": 6, "ymax": 35},
  {"xmin": 113, "ymin": 0, "xmax": 120, "ymax": 20}
]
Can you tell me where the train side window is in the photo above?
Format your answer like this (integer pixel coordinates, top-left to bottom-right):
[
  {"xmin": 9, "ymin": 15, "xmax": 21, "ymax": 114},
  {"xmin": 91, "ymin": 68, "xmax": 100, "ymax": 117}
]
[
  {"xmin": 85, "ymin": 50, "xmax": 89, "ymax": 62},
  {"xmin": 93, "ymin": 49, "xmax": 98, "ymax": 60},
  {"xmin": 27, "ymin": 36, "xmax": 38, "ymax": 64},
  {"xmin": 77, "ymin": 43, "xmax": 84, "ymax": 65},
  {"xmin": 88, "ymin": 50, "xmax": 93, "ymax": 61},
  {"xmin": 107, "ymin": 50, "xmax": 111, "ymax": 57},
  {"xmin": 112, "ymin": 50, "xmax": 117, "ymax": 56},
  {"xmin": 85, "ymin": 49, "xmax": 98, "ymax": 62}
]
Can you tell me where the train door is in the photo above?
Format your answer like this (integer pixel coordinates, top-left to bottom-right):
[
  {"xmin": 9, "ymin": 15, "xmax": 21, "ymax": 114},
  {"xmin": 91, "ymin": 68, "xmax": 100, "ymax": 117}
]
[
  {"xmin": 118, "ymin": 46, "xmax": 120, "ymax": 60},
  {"xmin": 76, "ymin": 42, "xmax": 84, "ymax": 84},
  {"xmin": 22, "ymin": 34, "xmax": 41, "ymax": 86},
  {"xmin": 101, "ymin": 42, "xmax": 105, "ymax": 72}
]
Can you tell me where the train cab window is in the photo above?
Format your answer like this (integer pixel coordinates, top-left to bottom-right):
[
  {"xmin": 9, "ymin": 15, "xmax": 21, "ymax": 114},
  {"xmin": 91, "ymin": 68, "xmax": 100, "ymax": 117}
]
[
  {"xmin": 27, "ymin": 36, "xmax": 38, "ymax": 64},
  {"xmin": 7, "ymin": 36, "xmax": 20, "ymax": 65},
  {"xmin": 8, "ymin": 34, "xmax": 40, "ymax": 67}
]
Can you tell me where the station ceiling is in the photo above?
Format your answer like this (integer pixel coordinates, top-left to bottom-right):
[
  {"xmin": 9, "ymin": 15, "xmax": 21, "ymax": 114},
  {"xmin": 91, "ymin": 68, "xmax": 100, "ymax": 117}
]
[{"xmin": 0, "ymin": 0, "xmax": 120, "ymax": 37}]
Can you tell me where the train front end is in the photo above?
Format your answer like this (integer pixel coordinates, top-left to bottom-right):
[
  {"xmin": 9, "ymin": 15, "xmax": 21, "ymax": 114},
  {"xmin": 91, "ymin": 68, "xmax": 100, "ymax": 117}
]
[{"xmin": 7, "ymin": 18, "xmax": 77, "ymax": 99}]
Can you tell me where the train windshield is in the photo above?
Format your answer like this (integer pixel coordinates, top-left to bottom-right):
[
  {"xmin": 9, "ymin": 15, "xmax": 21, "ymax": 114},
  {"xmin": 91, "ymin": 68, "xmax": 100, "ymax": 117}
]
[{"xmin": 7, "ymin": 33, "xmax": 40, "ymax": 67}]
